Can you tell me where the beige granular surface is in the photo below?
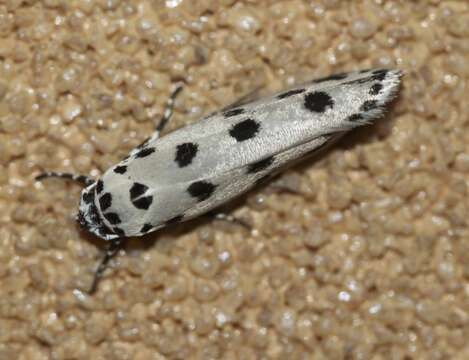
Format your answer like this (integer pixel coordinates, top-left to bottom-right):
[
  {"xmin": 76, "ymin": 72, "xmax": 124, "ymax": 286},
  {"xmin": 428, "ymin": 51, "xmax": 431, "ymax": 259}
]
[{"xmin": 1, "ymin": 0, "xmax": 469, "ymax": 359}]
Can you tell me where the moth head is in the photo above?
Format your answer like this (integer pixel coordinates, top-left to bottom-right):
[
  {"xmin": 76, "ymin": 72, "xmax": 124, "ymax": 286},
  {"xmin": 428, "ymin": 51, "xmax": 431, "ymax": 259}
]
[{"xmin": 77, "ymin": 183, "xmax": 119, "ymax": 241}]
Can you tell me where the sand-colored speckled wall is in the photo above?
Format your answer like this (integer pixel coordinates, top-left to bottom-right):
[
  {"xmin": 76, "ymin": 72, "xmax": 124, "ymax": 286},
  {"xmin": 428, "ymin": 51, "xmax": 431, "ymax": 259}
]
[{"xmin": 1, "ymin": 0, "xmax": 468, "ymax": 359}]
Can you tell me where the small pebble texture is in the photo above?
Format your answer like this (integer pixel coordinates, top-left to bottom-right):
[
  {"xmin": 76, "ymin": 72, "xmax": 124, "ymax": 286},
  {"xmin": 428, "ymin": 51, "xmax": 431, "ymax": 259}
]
[{"xmin": 1, "ymin": 1, "xmax": 469, "ymax": 359}]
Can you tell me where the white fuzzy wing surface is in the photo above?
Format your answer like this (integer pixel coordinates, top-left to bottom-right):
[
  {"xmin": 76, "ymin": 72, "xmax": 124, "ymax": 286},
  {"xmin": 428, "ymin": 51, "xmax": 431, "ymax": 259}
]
[{"xmin": 97, "ymin": 69, "xmax": 401, "ymax": 237}]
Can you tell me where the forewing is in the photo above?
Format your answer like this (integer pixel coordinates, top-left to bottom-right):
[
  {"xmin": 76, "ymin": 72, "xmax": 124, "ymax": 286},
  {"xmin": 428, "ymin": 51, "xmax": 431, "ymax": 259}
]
[{"xmin": 96, "ymin": 69, "xmax": 401, "ymax": 236}]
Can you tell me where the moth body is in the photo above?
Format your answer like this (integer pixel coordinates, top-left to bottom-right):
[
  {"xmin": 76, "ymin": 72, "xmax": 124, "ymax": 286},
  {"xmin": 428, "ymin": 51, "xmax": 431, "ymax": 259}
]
[{"xmin": 37, "ymin": 68, "xmax": 402, "ymax": 292}]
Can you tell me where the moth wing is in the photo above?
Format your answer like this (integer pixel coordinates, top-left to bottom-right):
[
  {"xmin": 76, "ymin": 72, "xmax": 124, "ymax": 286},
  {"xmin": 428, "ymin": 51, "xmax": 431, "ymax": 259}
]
[{"xmin": 97, "ymin": 69, "xmax": 401, "ymax": 237}]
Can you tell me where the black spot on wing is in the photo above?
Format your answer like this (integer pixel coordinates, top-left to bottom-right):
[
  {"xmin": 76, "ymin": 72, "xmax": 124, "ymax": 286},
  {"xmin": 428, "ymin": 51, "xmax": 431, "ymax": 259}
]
[
  {"xmin": 130, "ymin": 183, "xmax": 148, "ymax": 200},
  {"xmin": 312, "ymin": 73, "xmax": 348, "ymax": 83},
  {"xmin": 223, "ymin": 108, "xmax": 245, "ymax": 118},
  {"xmin": 99, "ymin": 192, "xmax": 112, "ymax": 211},
  {"xmin": 360, "ymin": 100, "xmax": 378, "ymax": 112},
  {"xmin": 129, "ymin": 182, "xmax": 152, "ymax": 210},
  {"xmin": 341, "ymin": 70, "xmax": 388, "ymax": 86},
  {"xmin": 347, "ymin": 114, "xmax": 364, "ymax": 122},
  {"xmin": 96, "ymin": 180, "xmax": 104, "ymax": 194},
  {"xmin": 165, "ymin": 214, "xmax": 184, "ymax": 226},
  {"xmin": 371, "ymin": 69, "xmax": 388, "ymax": 81},
  {"xmin": 187, "ymin": 181, "xmax": 217, "ymax": 202},
  {"xmin": 229, "ymin": 119, "xmax": 260, "ymax": 142},
  {"xmin": 369, "ymin": 83, "xmax": 383, "ymax": 95},
  {"xmin": 113, "ymin": 227, "xmax": 125, "ymax": 236},
  {"xmin": 140, "ymin": 223, "xmax": 153, "ymax": 234},
  {"xmin": 132, "ymin": 196, "xmax": 153, "ymax": 210},
  {"xmin": 114, "ymin": 165, "xmax": 127, "ymax": 174},
  {"xmin": 82, "ymin": 190, "xmax": 94, "ymax": 204},
  {"xmin": 104, "ymin": 212, "xmax": 121, "ymax": 225},
  {"xmin": 247, "ymin": 156, "xmax": 275, "ymax": 174},
  {"xmin": 277, "ymin": 88, "xmax": 305, "ymax": 99},
  {"xmin": 135, "ymin": 147, "xmax": 155, "ymax": 158},
  {"xmin": 304, "ymin": 92, "xmax": 334, "ymax": 113},
  {"xmin": 175, "ymin": 142, "xmax": 198, "ymax": 167}
]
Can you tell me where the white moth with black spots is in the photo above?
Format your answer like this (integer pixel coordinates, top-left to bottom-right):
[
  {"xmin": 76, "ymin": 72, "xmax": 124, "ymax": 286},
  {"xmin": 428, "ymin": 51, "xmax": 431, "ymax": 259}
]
[{"xmin": 37, "ymin": 68, "xmax": 402, "ymax": 293}]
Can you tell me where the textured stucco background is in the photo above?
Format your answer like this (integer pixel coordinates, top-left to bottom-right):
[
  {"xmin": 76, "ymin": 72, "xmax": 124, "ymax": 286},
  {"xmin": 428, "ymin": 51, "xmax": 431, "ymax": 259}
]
[{"xmin": 1, "ymin": 0, "xmax": 469, "ymax": 359}]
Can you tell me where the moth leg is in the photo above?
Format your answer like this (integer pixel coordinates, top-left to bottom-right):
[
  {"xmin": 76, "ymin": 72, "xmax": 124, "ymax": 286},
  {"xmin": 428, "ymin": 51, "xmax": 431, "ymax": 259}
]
[
  {"xmin": 209, "ymin": 212, "xmax": 251, "ymax": 230},
  {"xmin": 266, "ymin": 184, "xmax": 303, "ymax": 196},
  {"xmin": 35, "ymin": 172, "xmax": 94, "ymax": 187},
  {"xmin": 256, "ymin": 174, "xmax": 303, "ymax": 196},
  {"xmin": 129, "ymin": 86, "xmax": 183, "ymax": 154},
  {"xmin": 154, "ymin": 85, "xmax": 183, "ymax": 134},
  {"xmin": 88, "ymin": 238, "xmax": 125, "ymax": 294}
]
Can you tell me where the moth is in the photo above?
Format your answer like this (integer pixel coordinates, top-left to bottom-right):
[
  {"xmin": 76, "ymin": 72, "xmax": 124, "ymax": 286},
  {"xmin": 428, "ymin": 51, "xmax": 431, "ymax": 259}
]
[{"xmin": 37, "ymin": 69, "xmax": 401, "ymax": 292}]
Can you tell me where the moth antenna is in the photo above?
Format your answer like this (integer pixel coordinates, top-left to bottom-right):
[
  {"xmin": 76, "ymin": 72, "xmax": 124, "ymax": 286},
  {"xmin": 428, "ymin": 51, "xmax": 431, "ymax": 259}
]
[{"xmin": 35, "ymin": 172, "xmax": 94, "ymax": 187}]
